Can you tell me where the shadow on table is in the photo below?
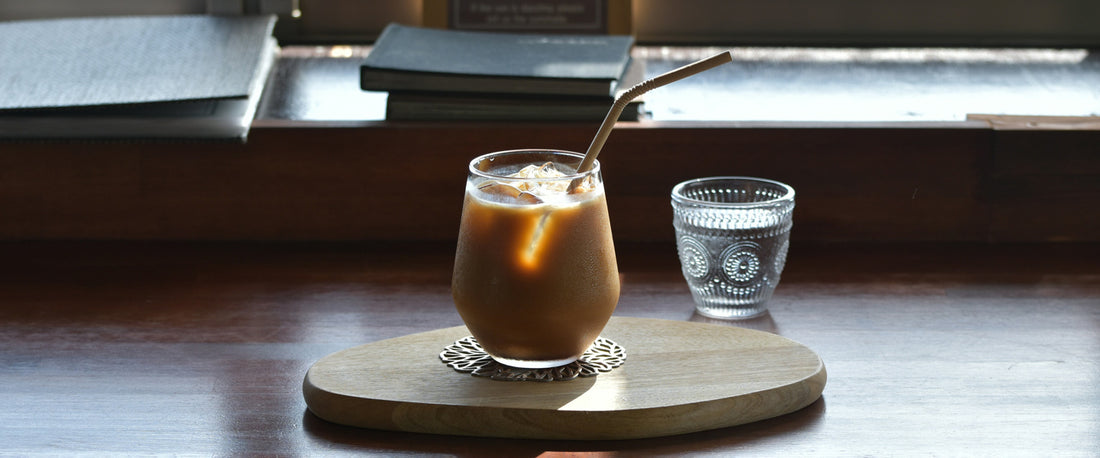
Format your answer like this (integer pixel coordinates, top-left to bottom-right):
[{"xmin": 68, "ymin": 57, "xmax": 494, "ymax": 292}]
[{"xmin": 302, "ymin": 396, "xmax": 826, "ymax": 456}]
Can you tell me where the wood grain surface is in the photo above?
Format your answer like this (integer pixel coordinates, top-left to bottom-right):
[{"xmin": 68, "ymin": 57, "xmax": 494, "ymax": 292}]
[
  {"xmin": 304, "ymin": 317, "xmax": 826, "ymax": 439},
  {"xmin": 1, "ymin": 241, "xmax": 1097, "ymax": 455}
]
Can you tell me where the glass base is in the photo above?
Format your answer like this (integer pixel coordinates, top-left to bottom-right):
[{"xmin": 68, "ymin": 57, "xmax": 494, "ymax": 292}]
[
  {"xmin": 695, "ymin": 304, "xmax": 768, "ymax": 320},
  {"xmin": 488, "ymin": 354, "xmax": 580, "ymax": 369}
]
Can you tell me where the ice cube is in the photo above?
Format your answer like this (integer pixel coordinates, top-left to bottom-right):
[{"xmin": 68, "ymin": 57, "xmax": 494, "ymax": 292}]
[
  {"xmin": 567, "ymin": 176, "xmax": 596, "ymax": 194},
  {"xmin": 477, "ymin": 181, "xmax": 542, "ymax": 204},
  {"xmin": 510, "ymin": 162, "xmax": 571, "ymax": 195}
]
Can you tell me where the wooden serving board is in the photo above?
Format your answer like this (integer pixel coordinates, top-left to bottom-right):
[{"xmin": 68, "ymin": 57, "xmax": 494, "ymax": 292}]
[{"xmin": 303, "ymin": 316, "xmax": 826, "ymax": 440}]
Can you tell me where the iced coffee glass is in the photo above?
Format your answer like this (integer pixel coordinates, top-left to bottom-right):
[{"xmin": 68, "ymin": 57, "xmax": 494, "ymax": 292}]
[{"xmin": 452, "ymin": 149, "xmax": 620, "ymax": 369}]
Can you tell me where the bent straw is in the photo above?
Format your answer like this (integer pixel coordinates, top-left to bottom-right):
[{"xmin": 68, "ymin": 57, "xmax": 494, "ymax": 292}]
[{"xmin": 572, "ymin": 51, "xmax": 735, "ymax": 182}]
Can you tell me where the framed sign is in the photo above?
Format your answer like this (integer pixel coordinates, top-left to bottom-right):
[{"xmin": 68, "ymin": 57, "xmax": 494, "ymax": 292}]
[{"xmin": 423, "ymin": 0, "xmax": 631, "ymax": 35}]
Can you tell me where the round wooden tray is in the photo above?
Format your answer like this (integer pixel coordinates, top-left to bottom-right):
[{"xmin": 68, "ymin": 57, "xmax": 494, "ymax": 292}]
[{"xmin": 303, "ymin": 316, "xmax": 826, "ymax": 440}]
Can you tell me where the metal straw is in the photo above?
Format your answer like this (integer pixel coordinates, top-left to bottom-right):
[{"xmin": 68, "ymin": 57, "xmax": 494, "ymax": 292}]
[{"xmin": 572, "ymin": 51, "xmax": 735, "ymax": 184}]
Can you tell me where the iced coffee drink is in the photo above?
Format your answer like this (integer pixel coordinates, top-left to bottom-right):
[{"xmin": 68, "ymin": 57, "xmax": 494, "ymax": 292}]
[{"xmin": 452, "ymin": 150, "xmax": 620, "ymax": 369}]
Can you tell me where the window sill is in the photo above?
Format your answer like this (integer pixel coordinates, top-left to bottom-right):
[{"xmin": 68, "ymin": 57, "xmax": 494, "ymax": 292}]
[
  {"xmin": 1, "ymin": 45, "xmax": 1097, "ymax": 243},
  {"xmin": 256, "ymin": 45, "xmax": 1100, "ymax": 129}
]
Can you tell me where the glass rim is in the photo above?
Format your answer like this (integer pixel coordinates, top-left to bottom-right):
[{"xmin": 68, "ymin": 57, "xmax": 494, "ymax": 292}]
[
  {"xmin": 468, "ymin": 149, "xmax": 600, "ymax": 181},
  {"xmin": 671, "ymin": 176, "xmax": 795, "ymax": 208}
]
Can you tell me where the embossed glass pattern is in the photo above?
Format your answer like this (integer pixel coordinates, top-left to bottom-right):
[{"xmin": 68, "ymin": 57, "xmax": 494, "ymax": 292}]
[{"xmin": 671, "ymin": 177, "xmax": 795, "ymax": 319}]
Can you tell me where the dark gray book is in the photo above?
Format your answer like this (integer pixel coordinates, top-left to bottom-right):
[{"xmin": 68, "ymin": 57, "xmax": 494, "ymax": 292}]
[
  {"xmin": 385, "ymin": 58, "xmax": 646, "ymax": 121},
  {"xmin": 385, "ymin": 92, "xmax": 644, "ymax": 122},
  {"xmin": 361, "ymin": 24, "xmax": 634, "ymax": 97},
  {"xmin": 0, "ymin": 14, "xmax": 277, "ymax": 140}
]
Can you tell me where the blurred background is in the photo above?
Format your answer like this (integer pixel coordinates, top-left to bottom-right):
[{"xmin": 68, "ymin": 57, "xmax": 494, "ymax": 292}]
[{"xmin": 3, "ymin": 0, "xmax": 1100, "ymax": 47}]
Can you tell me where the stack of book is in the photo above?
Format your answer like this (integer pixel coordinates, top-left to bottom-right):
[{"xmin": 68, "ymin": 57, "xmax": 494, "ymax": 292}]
[
  {"xmin": 0, "ymin": 14, "xmax": 277, "ymax": 141},
  {"xmin": 360, "ymin": 24, "xmax": 642, "ymax": 122}
]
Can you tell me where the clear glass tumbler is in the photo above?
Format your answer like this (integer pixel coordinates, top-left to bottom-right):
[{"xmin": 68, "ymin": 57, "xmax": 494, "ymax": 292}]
[
  {"xmin": 452, "ymin": 150, "xmax": 620, "ymax": 368},
  {"xmin": 671, "ymin": 177, "xmax": 795, "ymax": 319}
]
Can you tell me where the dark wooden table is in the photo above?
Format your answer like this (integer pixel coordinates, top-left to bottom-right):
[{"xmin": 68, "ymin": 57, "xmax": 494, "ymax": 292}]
[{"xmin": 2, "ymin": 241, "xmax": 1096, "ymax": 455}]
